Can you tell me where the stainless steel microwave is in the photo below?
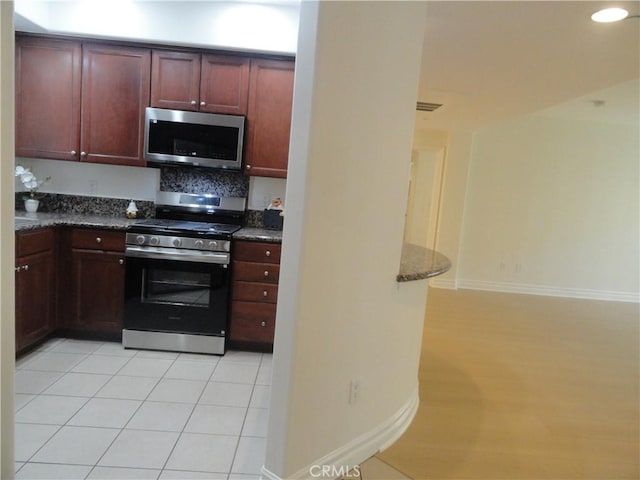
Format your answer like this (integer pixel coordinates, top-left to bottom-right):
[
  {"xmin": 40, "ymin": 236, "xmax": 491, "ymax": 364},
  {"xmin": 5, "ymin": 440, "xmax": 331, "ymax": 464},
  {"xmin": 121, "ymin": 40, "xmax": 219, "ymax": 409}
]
[{"xmin": 143, "ymin": 107, "xmax": 245, "ymax": 170}]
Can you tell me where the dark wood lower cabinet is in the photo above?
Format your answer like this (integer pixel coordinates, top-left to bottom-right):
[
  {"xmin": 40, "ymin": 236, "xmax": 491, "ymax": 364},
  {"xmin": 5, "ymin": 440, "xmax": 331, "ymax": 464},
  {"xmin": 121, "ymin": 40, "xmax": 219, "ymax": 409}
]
[
  {"xmin": 70, "ymin": 249, "xmax": 125, "ymax": 334},
  {"xmin": 230, "ymin": 301, "xmax": 276, "ymax": 344},
  {"xmin": 58, "ymin": 228, "xmax": 126, "ymax": 337},
  {"xmin": 229, "ymin": 241, "xmax": 281, "ymax": 351},
  {"xmin": 15, "ymin": 229, "xmax": 56, "ymax": 353}
]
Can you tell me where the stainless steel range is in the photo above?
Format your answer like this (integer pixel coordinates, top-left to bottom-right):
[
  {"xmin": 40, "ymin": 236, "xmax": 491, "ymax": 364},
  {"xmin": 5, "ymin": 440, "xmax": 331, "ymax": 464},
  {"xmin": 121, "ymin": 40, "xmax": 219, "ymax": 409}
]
[{"xmin": 123, "ymin": 192, "xmax": 245, "ymax": 355}]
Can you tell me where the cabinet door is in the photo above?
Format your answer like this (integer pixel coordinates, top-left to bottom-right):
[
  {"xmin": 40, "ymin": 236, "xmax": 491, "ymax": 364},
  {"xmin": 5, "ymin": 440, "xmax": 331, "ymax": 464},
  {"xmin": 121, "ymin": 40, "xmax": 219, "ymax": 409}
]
[
  {"xmin": 200, "ymin": 54, "xmax": 250, "ymax": 115},
  {"xmin": 81, "ymin": 44, "xmax": 150, "ymax": 167},
  {"xmin": 150, "ymin": 50, "xmax": 201, "ymax": 111},
  {"xmin": 230, "ymin": 301, "xmax": 276, "ymax": 344},
  {"xmin": 16, "ymin": 250, "xmax": 55, "ymax": 352},
  {"xmin": 15, "ymin": 36, "xmax": 81, "ymax": 161},
  {"xmin": 71, "ymin": 249, "xmax": 125, "ymax": 333},
  {"xmin": 244, "ymin": 59, "xmax": 295, "ymax": 178}
]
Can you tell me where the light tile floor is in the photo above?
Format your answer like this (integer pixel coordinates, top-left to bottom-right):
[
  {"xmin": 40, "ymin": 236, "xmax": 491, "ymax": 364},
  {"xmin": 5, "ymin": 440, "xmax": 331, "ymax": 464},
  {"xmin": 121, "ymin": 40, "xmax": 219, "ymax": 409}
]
[{"xmin": 15, "ymin": 338, "xmax": 271, "ymax": 480}]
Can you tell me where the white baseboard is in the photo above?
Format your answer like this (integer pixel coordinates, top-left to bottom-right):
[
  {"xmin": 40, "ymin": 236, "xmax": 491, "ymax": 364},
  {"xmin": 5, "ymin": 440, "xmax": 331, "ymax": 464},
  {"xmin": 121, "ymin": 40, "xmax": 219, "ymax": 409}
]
[
  {"xmin": 457, "ymin": 279, "xmax": 639, "ymax": 303},
  {"xmin": 261, "ymin": 387, "xmax": 420, "ymax": 480},
  {"xmin": 428, "ymin": 278, "xmax": 457, "ymax": 289}
]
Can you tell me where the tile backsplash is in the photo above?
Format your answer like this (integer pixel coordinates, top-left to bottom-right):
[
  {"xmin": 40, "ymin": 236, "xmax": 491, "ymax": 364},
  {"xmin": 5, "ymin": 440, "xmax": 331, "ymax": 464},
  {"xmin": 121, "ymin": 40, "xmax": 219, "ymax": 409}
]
[{"xmin": 160, "ymin": 166, "xmax": 249, "ymax": 197}]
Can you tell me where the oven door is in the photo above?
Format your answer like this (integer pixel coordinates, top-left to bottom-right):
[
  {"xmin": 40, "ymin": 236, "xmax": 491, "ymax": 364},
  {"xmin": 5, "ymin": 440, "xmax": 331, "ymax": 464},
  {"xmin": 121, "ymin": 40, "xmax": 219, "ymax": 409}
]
[{"xmin": 124, "ymin": 254, "xmax": 230, "ymax": 336}]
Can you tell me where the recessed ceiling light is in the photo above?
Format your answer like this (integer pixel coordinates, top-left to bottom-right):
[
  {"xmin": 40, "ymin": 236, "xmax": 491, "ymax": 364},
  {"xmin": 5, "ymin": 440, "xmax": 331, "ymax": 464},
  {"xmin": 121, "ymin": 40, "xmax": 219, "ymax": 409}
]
[{"xmin": 591, "ymin": 7, "xmax": 629, "ymax": 23}]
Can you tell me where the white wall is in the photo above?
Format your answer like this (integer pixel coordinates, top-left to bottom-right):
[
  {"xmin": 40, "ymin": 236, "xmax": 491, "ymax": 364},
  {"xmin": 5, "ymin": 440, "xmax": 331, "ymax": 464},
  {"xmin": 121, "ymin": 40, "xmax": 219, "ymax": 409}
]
[
  {"xmin": 0, "ymin": 2, "xmax": 16, "ymax": 478},
  {"xmin": 15, "ymin": 158, "xmax": 159, "ymax": 201},
  {"xmin": 265, "ymin": 2, "xmax": 428, "ymax": 478},
  {"xmin": 248, "ymin": 176, "xmax": 287, "ymax": 210},
  {"xmin": 14, "ymin": 0, "xmax": 299, "ymax": 55},
  {"xmin": 458, "ymin": 114, "xmax": 639, "ymax": 302}
]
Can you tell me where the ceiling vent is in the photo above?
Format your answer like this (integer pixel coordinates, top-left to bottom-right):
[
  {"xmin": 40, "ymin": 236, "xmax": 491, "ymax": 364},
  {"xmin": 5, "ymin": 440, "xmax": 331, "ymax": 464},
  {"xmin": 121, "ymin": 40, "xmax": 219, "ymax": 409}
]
[{"xmin": 416, "ymin": 101, "xmax": 443, "ymax": 112}]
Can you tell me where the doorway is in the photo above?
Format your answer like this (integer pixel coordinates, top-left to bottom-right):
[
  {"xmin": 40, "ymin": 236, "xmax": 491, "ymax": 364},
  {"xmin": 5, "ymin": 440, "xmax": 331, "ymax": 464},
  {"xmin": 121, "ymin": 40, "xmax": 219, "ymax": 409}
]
[{"xmin": 403, "ymin": 148, "xmax": 445, "ymax": 251}]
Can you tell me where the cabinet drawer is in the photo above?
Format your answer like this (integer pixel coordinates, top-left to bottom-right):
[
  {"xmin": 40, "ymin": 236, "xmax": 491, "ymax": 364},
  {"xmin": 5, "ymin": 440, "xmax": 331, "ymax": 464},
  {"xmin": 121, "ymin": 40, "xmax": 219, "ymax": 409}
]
[
  {"xmin": 71, "ymin": 229, "xmax": 124, "ymax": 251},
  {"xmin": 232, "ymin": 281, "xmax": 278, "ymax": 304},
  {"xmin": 16, "ymin": 228, "xmax": 54, "ymax": 257},
  {"xmin": 230, "ymin": 301, "xmax": 276, "ymax": 344},
  {"xmin": 233, "ymin": 261, "xmax": 279, "ymax": 284},
  {"xmin": 234, "ymin": 241, "xmax": 281, "ymax": 264}
]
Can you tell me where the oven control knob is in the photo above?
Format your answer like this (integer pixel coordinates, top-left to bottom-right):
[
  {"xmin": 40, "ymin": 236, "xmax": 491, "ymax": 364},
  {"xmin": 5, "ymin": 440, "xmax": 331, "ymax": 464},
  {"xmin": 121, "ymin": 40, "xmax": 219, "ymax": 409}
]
[
  {"xmin": 194, "ymin": 240, "xmax": 204, "ymax": 249},
  {"xmin": 208, "ymin": 241, "xmax": 218, "ymax": 249},
  {"xmin": 150, "ymin": 236, "xmax": 160, "ymax": 246},
  {"xmin": 172, "ymin": 238, "xmax": 182, "ymax": 247},
  {"xmin": 136, "ymin": 235, "xmax": 145, "ymax": 245}
]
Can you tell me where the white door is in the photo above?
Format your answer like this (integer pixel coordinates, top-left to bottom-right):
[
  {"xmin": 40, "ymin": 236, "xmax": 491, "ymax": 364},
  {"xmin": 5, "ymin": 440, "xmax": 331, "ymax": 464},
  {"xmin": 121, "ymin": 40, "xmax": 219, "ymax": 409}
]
[{"xmin": 403, "ymin": 148, "xmax": 445, "ymax": 250}]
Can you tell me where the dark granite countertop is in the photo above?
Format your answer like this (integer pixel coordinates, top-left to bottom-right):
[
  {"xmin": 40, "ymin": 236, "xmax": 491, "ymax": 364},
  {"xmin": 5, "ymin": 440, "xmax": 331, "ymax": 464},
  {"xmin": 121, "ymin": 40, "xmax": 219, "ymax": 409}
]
[
  {"xmin": 397, "ymin": 244, "xmax": 451, "ymax": 282},
  {"xmin": 14, "ymin": 211, "xmax": 137, "ymax": 232},
  {"xmin": 233, "ymin": 227, "xmax": 283, "ymax": 243},
  {"xmin": 14, "ymin": 212, "xmax": 285, "ymax": 245},
  {"xmin": 15, "ymin": 216, "xmax": 441, "ymax": 281}
]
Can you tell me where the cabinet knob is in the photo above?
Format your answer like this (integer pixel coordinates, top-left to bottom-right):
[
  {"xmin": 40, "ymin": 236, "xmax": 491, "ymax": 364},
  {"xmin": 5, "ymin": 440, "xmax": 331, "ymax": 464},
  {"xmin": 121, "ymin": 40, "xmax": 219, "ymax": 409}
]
[
  {"xmin": 263, "ymin": 290, "xmax": 268, "ymax": 297},
  {"xmin": 200, "ymin": 101, "xmax": 205, "ymax": 106},
  {"xmin": 245, "ymin": 165, "xmax": 251, "ymax": 170},
  {"xmin": 80, "ymin": 151, "xmax": 87, "ymax": 157},
  {"xmin": 190, "ymin": 100, "xmax": 197, "ymax": 105},
  {"xmin": 264, "ymin": 270, "xmax": 269, "ymax": 277},
  {"xmin": 23, "ymin": 265, "xmax": 29, "ymax": 271},
  {"xmin": 119, "ymin": 259, "xmax": 124, "ymax": 265},
  {"xmin": 71, "ymin": 150, "xmax": 77, "ymax": 156},
  {"xmin": 15, "ymin": 266, "xmax": 20, "ymax": 273},
  {"xmin": 265, "ymin": 250, "xmax": 271, "ymax": 257},
  {"xmin": 260, "ymin": 321, "xmax": 267, "ymax": 327},
  {"xmin": 96, "ymin": 237, "xmax": 102, "ymax": 243}
]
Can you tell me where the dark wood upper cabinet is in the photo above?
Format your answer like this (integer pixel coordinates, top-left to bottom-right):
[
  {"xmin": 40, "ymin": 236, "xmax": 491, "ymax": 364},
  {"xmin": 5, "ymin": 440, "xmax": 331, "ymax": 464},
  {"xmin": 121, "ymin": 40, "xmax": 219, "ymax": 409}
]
[
  {"xmin": 200, "ymin": 54, "xmax": 250, "ymax": 115},
  {"xmin": 81, "ymin": 44, "xmax": 150, "ymax": 167},
  {"xmin": 151, "ymin": 50, "xmax": 249, "ymax": 115},
  {"xmin": 15, "ymin": 34, "xmax": 295, "ymax": 175},
  {"xmin": 244, "ymin": 58, "xmax": 295, "ymax": 178},
  {"xmin": 15, "ymin": 36, "xmax": 82, "ymax": 161},
  {"xmin": 150, "ymin": 50, "xmax": 201, "ymax": 111}
]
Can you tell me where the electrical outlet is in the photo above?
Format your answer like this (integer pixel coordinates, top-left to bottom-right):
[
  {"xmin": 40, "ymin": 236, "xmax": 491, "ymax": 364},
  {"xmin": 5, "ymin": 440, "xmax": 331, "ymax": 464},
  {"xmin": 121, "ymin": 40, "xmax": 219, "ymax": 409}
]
[{"xmin": 349, "ymin": 380, "xmax": 360, "ymax": 405}]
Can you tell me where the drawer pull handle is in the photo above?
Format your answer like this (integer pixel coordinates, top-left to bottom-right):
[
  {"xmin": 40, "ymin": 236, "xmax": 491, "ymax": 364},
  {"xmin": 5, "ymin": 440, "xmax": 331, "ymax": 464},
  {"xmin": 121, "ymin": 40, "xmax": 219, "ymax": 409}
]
[
  {"xmin": 96, "ymin": 237, "xmax": 102, "ymax": 243},
  {"xmin": 260, "ymin": 321, "xmax": 267, "ymax": 327},
  {"xmin": 265, "ymin": 251, "xmax": 271, "ymax": 257},
  {"xmin": 264, "ymin": 270, "xmax": 269, "ymax": 277},
  {"xmin": 263, "ymin": 290, "xmax": 268, "ymax": 297}
]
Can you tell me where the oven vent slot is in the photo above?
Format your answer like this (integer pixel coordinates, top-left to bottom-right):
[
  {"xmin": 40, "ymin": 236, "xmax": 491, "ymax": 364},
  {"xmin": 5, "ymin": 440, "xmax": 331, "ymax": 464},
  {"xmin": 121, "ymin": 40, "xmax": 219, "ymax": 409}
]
[{"xmin": 416, "ymin": 101, "xmax": 443, "ymax": 112}]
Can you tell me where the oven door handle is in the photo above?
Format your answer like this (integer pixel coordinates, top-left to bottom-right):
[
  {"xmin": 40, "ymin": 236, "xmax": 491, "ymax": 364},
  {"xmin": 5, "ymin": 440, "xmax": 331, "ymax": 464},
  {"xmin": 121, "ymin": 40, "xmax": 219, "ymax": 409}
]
[{"xmin": 125, "ymin": 246, "xmax": 230, "ymax": 265}]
